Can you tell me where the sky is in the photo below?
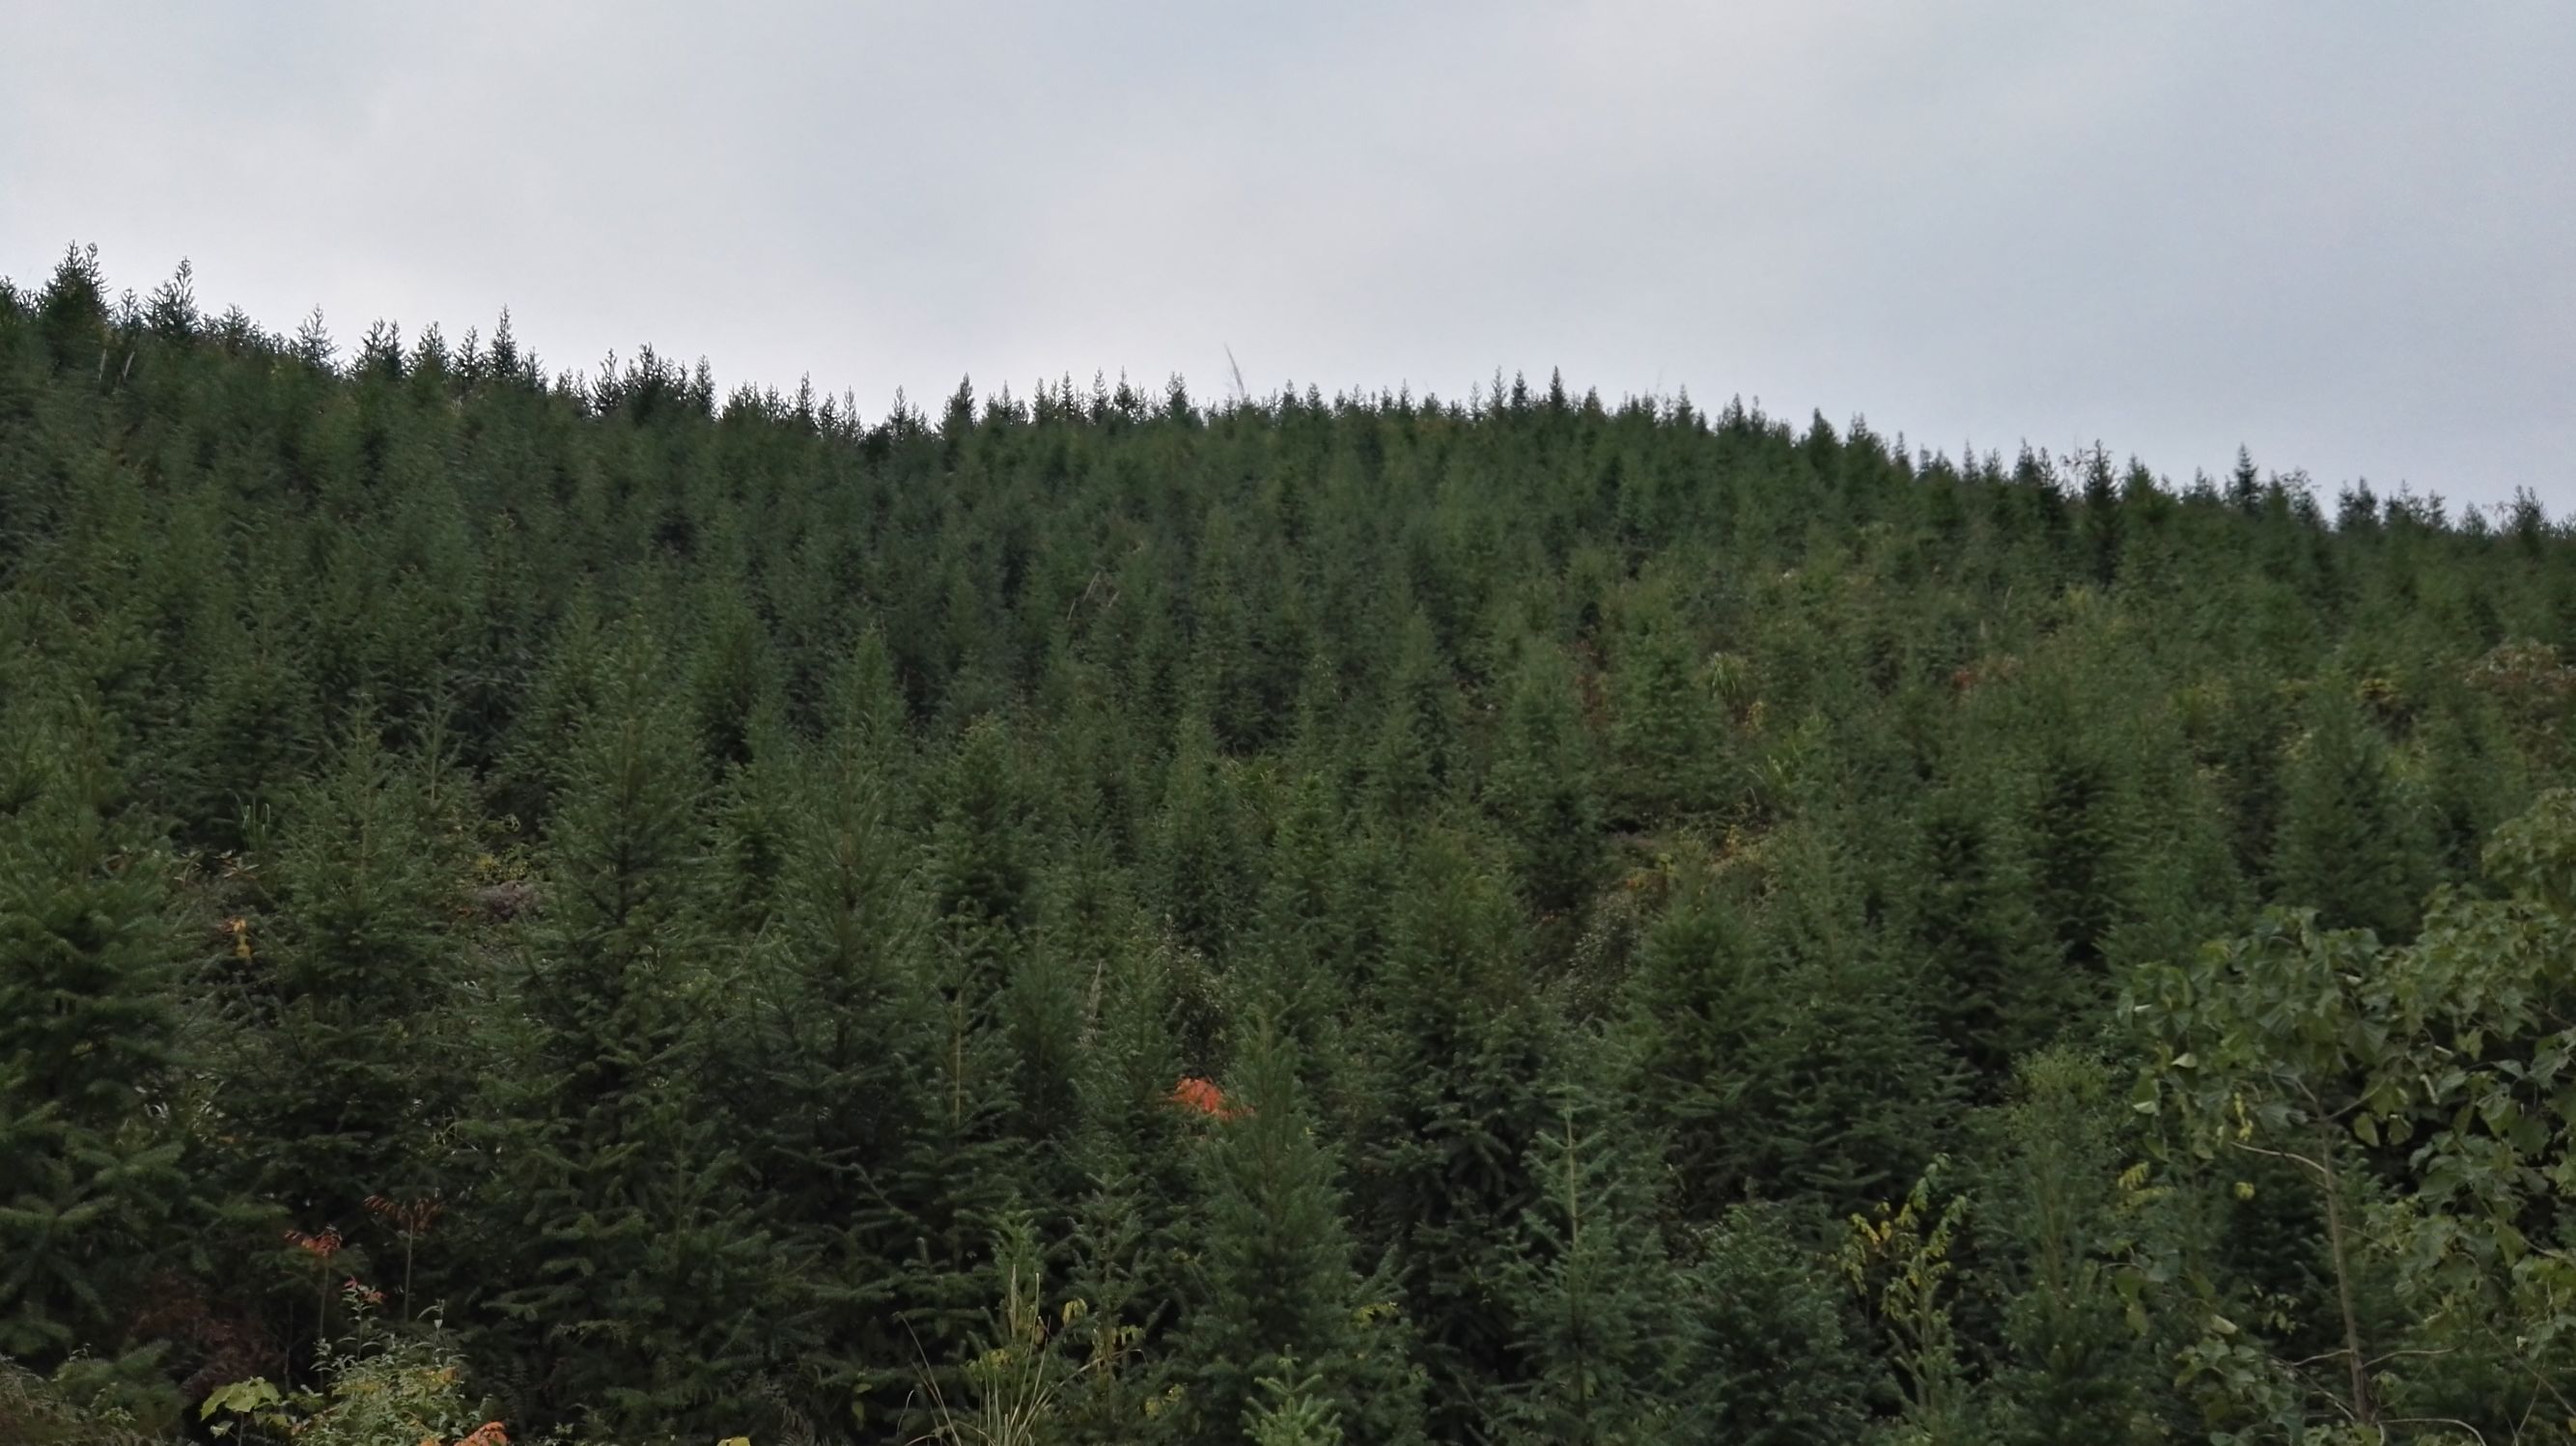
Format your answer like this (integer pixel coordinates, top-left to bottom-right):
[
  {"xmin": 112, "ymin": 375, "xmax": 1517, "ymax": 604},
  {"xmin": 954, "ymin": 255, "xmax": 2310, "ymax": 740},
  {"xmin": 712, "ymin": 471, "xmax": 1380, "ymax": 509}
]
[{"xmin": 5, "ymin": 2, "xmax": 2571, "ymax": 512}]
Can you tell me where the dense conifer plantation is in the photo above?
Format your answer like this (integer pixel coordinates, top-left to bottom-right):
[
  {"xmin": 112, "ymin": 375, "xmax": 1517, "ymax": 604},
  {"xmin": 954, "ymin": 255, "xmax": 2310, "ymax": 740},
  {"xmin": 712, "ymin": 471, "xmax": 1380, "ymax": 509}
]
[{"xmin": 6, "ymin": 245, "xmax": 2576, "ymax": 1443}]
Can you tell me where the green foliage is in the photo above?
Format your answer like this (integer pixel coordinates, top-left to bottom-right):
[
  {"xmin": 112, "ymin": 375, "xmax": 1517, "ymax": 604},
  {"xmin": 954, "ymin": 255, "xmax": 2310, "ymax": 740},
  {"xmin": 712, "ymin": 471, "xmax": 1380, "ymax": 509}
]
[
  {"xmin": 200, "ymin": 1290, "xmax": 495, "ymax": 1446},
  {"xmin": 222, "ymin": 718, "xmax": 467, "ymax": 1237},
  {"xmin": 1179, "ymin": 1027, "xmax": 1426, "ymax": 1446},
  {"xmin": 1978, "ymin": 1051, "xmax": 2170, "ymax": 1446},
  {"xmin": 2132, "ymin": 789, "xmax": 2576, "ymax": 1439},
  {"xmin": 8, "ymin": 257, "xmax": 2576, "ymax": 1442},
  {"xmin": 1243, "ymin": 1357, "xmax": 1343, "ymax": 1446},
  {"xmin": 1491, "ymin": 1092, "xmax": 1683, "ymax": 1446},
  {"xmin": 469, "ymin": 627, "xmax": 781, "ymax": 1440},
  {"xmin": 911, "ymin": 1212, "xmax": 1138, "ymax": 1446},
  {"xmin": 1840, "ymin": 1162, "xmax": 1975, "ymax": 1442},
  {"xmin": 1900, "ymin": 784, "xmax": 2059, "ymax": 1087},
  {"xmin": 2268, "ymin": 680, "xmax": 2436, "ymax": 938},
  {"xmin": 0, "ymin": 694, "xmax": 195, "ymax": 1373},
  {"xmin": 1485, "ymin": 640, "xmax": 1605, "ymax": 914},
  {"xmin": 1672, "ymin": 1205, "xmax": 1879, "ymax": 1445},
  {"xmin": 0, "ymin": 1354, "xmax": 162, "ymax": 1446}
]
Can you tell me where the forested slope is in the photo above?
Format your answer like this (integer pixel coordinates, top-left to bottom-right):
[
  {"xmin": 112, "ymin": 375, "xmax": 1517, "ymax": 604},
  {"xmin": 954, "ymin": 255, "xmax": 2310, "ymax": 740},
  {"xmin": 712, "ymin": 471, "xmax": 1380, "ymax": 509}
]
[{"xmin": 5, "ymin": 245, "xmax": 2575, "ymax": 1444}]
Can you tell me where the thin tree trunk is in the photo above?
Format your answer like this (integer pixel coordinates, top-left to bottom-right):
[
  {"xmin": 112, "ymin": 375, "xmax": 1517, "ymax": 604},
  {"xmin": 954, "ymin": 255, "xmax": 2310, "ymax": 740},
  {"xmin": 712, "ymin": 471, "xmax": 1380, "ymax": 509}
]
[{"xmin": 2317, "ymin": 1130, "xmax": 2374, "ymax": 1427}]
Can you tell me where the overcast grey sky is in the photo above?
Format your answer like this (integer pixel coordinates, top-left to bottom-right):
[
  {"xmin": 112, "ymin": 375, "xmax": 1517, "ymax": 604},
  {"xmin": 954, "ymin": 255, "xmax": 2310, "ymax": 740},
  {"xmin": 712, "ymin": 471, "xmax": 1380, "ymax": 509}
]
[{"xmin": 6, "ymin": 3, "xmax": 2570, "ymax": 510}]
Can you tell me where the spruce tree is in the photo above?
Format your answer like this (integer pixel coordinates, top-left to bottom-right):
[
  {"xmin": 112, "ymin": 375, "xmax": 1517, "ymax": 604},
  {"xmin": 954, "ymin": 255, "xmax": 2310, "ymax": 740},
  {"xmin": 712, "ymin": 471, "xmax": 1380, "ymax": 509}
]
[
  {"xmin": 1671, "ymin": 1205, "xmax": 1878, "ymax": 1444},
  {"xmin": 2022, "ymin": 736, "xmax": 2133, "ymax": 975},
  {"xmin": 895, "ymin": 715, "xmax": 1046, "ymax": 1428},
  {"xmin": 1151, "ymin": 706, "xmax": 1253, "ymax": 960},
  {"xmin": 927, "ymin": 714, "xmax": 1036, "ymax": 980},
  {"xmin": 1605, "ymin": 584, "xmax": 1717, "ymax": 824},
  {"xmin": 1978, "ymin": 1050, "xmax": 2169, "ymax": 1446},
  {"xmin": 34, "ymin": 243, "xmax": 106, "ymax": 372},
  {"xmin": 1620, "ymin": 874, "xmax": 1762, "ymax": 1216},
  {"xmin": 1360, "ymin": 610, "xmax": 1461, "ymax": 822}
]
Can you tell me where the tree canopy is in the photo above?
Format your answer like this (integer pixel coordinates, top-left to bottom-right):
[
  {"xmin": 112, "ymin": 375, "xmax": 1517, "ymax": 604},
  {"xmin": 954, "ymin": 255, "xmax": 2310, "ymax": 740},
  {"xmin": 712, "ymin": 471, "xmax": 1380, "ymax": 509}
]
[{"xmin": 5, "ymin": 248, "xmax": 2575, "ymax": 1443}]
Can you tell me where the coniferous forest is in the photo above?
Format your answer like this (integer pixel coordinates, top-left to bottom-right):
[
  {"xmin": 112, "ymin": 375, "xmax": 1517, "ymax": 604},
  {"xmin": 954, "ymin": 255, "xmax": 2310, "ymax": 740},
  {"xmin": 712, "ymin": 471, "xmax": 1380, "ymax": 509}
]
[{"xmin": 7, "ymin": 244, "xmax": 2576, "ymax": 1445}]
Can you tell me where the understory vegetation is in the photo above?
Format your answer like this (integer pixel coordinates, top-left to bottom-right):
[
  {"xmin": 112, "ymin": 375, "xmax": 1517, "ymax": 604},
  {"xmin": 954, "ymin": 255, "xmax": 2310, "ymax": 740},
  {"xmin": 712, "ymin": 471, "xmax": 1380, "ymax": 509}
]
[{"xmin": 5, "ymin": 244, "xmax": 2576, "ymax": 1443}]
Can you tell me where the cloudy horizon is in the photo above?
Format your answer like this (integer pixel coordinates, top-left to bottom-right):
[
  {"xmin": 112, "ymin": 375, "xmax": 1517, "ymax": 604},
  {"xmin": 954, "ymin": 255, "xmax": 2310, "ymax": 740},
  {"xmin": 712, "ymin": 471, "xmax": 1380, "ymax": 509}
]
[{"xmin": 6, "ymin": 3, "xmax": 2569, "ymax": 511}]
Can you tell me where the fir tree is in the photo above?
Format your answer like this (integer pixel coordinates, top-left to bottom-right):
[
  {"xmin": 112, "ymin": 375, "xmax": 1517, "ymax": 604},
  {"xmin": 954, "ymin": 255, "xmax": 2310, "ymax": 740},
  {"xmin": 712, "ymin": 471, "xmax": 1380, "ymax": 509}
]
[
  {"xmin": 1179, "ymin": 1025, "xmax": 1426, "ymax": 1446},
  {"xmin": 1490, "ymin": 1087, "xmax": 1682, "ymax": 1446},
  {"xmin": 733, "ymin": 709, "xmax": 940, "ymax": 1432},
  {"xmin": 224, "ymin": 718, "xmax": 467, "ymax": 1257},
  {"xmin": 1901, "ymin": 782, "xmax": 2058, "ymax": 1088},
  {"xmin": 1671, "ymin": 1205, "xmax": 1878, "ymax": 1444},
  {"xmin": 1151, "ymin": 706, "xmax": 1253, "ymax": 960},
  {"xmin": 1978, "ymin": 1050, "xmax": 2169, "ymax": 1446},
  {"xmin": 1621, "ymin": 875, "xmax": 1762, "ymax": 1216},
  {"xmin": 0, "ymin": 701, "xmax": 189, "ymax": 1369},
  {"xmin": 1360, "ymin": 610, "xmax": 1462, "ymax": 823},
  {"xmin": 2268, "ymin": 681, "xmax": 2435, "ymax": 938},
  {"xmin": 472, "ymin": 626, "xmax": 776, "ymax": 1439},
  {"xmin": 1605, "ymin": 581, "xmax": 1719, "ymax": 824},
  {"xmin": 1484, "ymin": 640, "xmax": 1605, "ymax": 917},
  {"xmin": 1343, "ymin": 829, "xmax": 1555, "ymax": 1442}
]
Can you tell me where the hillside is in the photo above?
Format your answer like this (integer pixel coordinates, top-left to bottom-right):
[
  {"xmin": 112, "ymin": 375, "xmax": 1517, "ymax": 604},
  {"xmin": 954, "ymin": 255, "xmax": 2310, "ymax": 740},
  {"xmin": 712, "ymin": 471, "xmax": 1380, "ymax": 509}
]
[{"xmin": 5, "ymin": 245, "xmax": 2575, "ymax": 1444}]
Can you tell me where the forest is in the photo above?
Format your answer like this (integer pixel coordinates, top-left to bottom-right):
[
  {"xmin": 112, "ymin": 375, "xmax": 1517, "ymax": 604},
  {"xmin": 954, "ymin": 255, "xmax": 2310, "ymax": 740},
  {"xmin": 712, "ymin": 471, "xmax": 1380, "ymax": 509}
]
[{"xmin": 3, "ymin": 242, "xmax": 2574, "ymax": 1445}]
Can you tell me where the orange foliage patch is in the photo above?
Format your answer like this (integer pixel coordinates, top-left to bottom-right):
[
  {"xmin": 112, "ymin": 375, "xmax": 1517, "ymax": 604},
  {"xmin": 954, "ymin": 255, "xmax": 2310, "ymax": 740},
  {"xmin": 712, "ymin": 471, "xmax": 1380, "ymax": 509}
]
[
  {"xmin": 1168, "ymin": 1075, "xmax": 1245, "ymax": 1123},
  {"xmin": 284, "ymin": 1228, "xmax": 343, "ymax": 1261}
]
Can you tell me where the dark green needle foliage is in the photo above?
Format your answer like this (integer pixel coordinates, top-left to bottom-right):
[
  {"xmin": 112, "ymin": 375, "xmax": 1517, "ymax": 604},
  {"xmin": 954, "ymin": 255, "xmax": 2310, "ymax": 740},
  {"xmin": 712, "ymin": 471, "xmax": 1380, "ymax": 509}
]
[
  {"xmin": 0, "ymin": 696, "xmax": 192, "ymax": 1379},
  {"xmin": 1176, "ymin": 1026, "xmax": 1426, "ymax": 1446},
  {"xmin": 471, "ymin": 626, "xmax": 777, "ymax": 1440},
  {"xmin": 5, "ymin": 251, "xmax": 2576, "ymax": 1442},
  {"xmin": 1490, "ymin": 1086, "xmax": 1685, "ymax": 1446}
]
